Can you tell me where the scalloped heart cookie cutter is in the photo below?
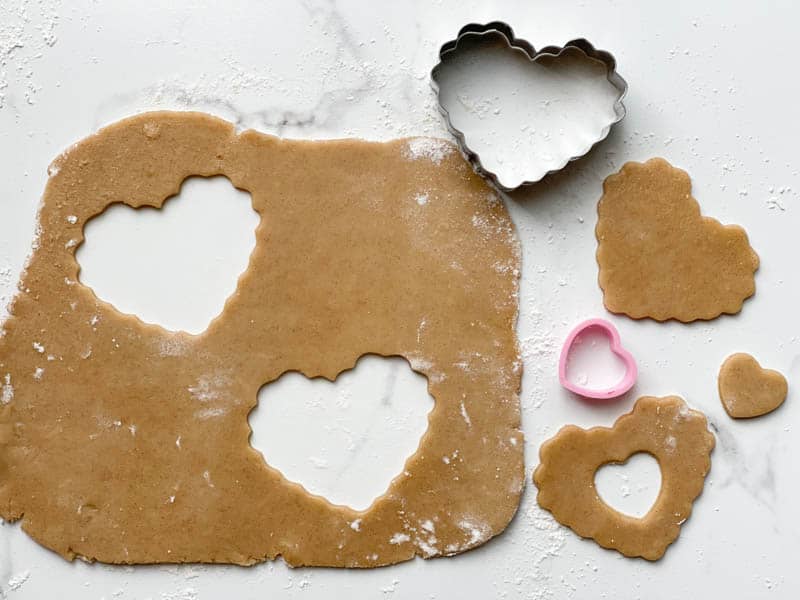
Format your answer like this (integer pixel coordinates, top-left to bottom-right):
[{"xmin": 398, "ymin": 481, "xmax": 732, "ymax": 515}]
[
  {"xmin": 559, "ymin": 318, "xmax": 637, "ymax": 400},
  {"xmin": 430, "ymin": 21, "xmax": 628, "ymax": 191}
]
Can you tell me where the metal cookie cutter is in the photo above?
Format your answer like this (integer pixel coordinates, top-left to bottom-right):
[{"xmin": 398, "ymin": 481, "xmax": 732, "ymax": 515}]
[
  {"xmin": 430, "ymin": 22, "xmax": 628, "ymax": 192},
  {"xmin": 559, "ymin": 318, "xmax": 637, "ymax": 400}
]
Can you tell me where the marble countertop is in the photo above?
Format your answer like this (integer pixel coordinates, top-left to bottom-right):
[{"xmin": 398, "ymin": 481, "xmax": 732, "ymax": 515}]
[{"xmin": 1, "ymin": 0, "xmax": 798, "ymax": 598}]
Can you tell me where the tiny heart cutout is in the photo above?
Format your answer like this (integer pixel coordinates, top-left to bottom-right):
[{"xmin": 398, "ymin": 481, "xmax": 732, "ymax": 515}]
[
  {"xmin": 77, "ymin": 175, "xmax": 259, "ymax": 334},
  {"xmin": 594, "ymin": 452, "xmax": 662, "ymax": 519},
  {"xmin": 249, "ymin": 355, "xmax": 434, "ymax": 511},
  {"xmin": 559, "ymin": 318, "xmax": 637, "ymax": 399},
  {"xmin": 718, "ymin": 353, "xmax": 788, "ymax": 419}
]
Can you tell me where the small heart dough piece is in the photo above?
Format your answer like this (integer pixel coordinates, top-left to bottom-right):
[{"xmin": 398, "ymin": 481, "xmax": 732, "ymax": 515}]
[{"xmin": 718, "ymin": 353, "xmax": 788, "ymax": 418}]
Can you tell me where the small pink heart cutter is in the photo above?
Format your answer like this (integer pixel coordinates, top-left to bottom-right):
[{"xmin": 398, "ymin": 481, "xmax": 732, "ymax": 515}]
[{"xmin": 558, "ymin": 318, "xmax": 637, "ymax": 400}]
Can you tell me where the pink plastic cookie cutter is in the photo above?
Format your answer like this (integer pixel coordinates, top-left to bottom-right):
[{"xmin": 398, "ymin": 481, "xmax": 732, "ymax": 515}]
[{"xmin": 558, "ymin": 318, "xmax": 638, "ymax": 400}]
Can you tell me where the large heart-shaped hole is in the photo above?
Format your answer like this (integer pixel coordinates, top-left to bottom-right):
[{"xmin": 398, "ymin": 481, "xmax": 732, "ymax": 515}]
[
  {"xmin": 249, "ymin": 355, "xmax": 434, "ymax": 511},
  {"xmin": 594, "ymin": 452, "xmax": 662, "ymax": 518},
  {"xmin": 76, "ymin": 175, "xmax": 259, "ymax": 334}
]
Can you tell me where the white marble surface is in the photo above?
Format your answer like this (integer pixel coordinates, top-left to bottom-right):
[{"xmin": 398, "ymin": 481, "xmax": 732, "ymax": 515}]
[{"xmin": 1, "ymin": 0, "xmax": 799, "ymax": 598}]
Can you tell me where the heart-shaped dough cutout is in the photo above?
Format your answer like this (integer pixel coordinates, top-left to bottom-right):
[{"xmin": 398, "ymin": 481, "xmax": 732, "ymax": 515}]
[
  {"xmin": 559, "ymin": 318, "xmax": 637, "ymax": 399},
  {"xmin": 718, "ymin": 353, "xmax": 788, "ymax": 418},
  {"xmin": 534, "ymin": 396, "xmax": 715, "ymax": 560},
  {"xmin": 596, "ymin": 158, "xmax": 759, "ymax": 322}
]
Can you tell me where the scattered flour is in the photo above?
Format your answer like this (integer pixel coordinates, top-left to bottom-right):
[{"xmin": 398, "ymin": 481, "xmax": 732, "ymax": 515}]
[
  {"xmin": 7, "ymin": 570, "xmax": 30, "ymax": 591},
  {"xmin": 0, "ymin": 1, "xmax": 61, "ymax": 109},
  {"xmin": 403, "ymin": 138, "xmax": 454, "ymax": 165},
  {"xmin": 160, "ymin": 588, "xmax": 198, "ymax": 600},
  {"xmin": 202, "ymin": 470, "xmax": 214, "ymax": 488},
  {"xmin": 380, "ymin": 579, "xmax": 400, "ymax": 594},
  {"xmin": 459, "ymin": 399, "xmax": 472, "ymax": 427},
  {"xmin": 194, "ymin": 407, "xmax": 226, "ymax": 420},
  {"xmin": 159, "ymin": 336, "xmax": 188, "ymax": 357},
  {"xmin": 187, "ymin": 373, "xmax": 229, "ymax": 402},
  {"xmin": 414, "ymin": 192, "xmax": 429, "ymax": 206},
  {"xmin": 457, "ymin": 515, "xmax": 492, "ymax": 548},
  {"xmin": 1, "ymin": 373, "xmax": 13, "ymax": 403},
  {"xmin": 350, "ymin": 518, "xmax": 362, "ymax": 532},
  {"xmin": 389, "ymin": 532, "xmax": 410, "ymax": 545}
]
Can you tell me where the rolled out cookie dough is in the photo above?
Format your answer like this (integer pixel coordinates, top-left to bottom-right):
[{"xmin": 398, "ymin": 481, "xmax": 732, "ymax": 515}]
[
  {"xmin": 596, "ymin": 158, "xmax": 759, "ymax": 322},
  {"xmin": 0, "ymin": 111, "xmax": 523, "ymax": 566},
  {"xmin": 534, "ymin": 396, "xmax": 715, "ymax": 560},
  {"xmin": 718, "ymin": 353, "xmax": 788, "ymax": 418}
]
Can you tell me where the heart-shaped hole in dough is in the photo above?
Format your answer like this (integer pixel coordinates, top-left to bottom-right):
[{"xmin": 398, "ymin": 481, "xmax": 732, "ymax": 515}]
[
  {"xmin": 77, "ymin": 175, "xmax": 260, "ymax": 334},
  {"xmin": 249, "ymin": 355, "xmax": 434, "ymax": 511},
  {"xmin": 594, "ymin": 452, "xmax": 662, "ymax": 518}
]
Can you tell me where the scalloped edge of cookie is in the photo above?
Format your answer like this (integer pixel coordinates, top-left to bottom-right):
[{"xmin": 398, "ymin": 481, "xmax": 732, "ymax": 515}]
[
  {"xmin": 595, "ymin": 158, "xmax": 760, "ymax": 323},
  {"xmin": 533, "ymin": 396, "xmax": 716, "ymax": 560}
]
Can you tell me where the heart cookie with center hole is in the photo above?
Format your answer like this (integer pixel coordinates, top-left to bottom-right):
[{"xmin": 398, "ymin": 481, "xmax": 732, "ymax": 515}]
[
  {"xmin": 533, "ymin": 396, "xmax": 715, "ymax": 560},
  {"xmin": 718, "ymin": 353, "xmax": 788, "ymax": 419},
  {"xmin": 558, "ymin": 318, "xmax": 637, "ymax": 399}
]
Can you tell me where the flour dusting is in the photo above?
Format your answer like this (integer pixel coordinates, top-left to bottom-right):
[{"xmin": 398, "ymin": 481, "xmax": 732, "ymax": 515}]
[
  {"xmin": 403, "ymin": 138, "xmax": 454, "ymax": 165},
  {"xmin": 458, "ymin": 517, "xmax": 492, "ymax": 548},
  {"xmin": 459, "ymin": 399, "xmax": 472, "ymax": 427},
  {"xmin": 194, "ymin": 407, "xmax": 226, "ymax": 420},
  {"xmin": 1, "ymin": 373, "xmax": 13, "ymax": 404},
  {"xmin": 159, "ymin": 336, "xmax": 189, "ymax": 357},
  {"xmin": 7, "ymin": 570, "xmax": 30, "ymax": 591},
  {"xmin": 187, "ymin": 373, "xmax": 229, "ymax": 402},
  {"xmin": 0, "ymin": 0, "xmax": 60, "ymax": 109}
]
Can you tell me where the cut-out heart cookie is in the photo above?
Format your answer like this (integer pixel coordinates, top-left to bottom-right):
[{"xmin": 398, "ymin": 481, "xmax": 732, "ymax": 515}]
[
  {"xmin": 596, "ymin": 158, "xmax": 759, "ymax": 322},
  {"xmin": 718, "ymin": 353, "xmax": 788, "ymax": 418},
  {"xmin": 534, "ymin": 396, "xmax": 715, "ymax": 560},
  {"xmin": 559, "ymin": 318, "xmax": 637, "ymax": 399}
]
